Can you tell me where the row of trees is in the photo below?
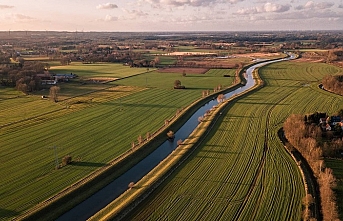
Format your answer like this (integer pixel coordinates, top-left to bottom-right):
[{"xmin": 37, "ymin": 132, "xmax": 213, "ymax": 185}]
[
  {"xmin": 322, "ymin": 74, "xmax": 343, "ymax": 96},
  {"xmin": 284, "ymin": 114, "xmax": 339, "ymax": 221},
  {"xmin": 0, "ymin": 60, "xmax": 50, "ymax": 93},
  {"xmin": 58, "ymin": 49, "xmax": 161, "ymax": 67}
]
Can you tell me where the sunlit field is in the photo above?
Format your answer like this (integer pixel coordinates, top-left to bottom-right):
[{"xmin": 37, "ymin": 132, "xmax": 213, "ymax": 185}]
[
  {"xmin": 127, "ymin": 61, "xmax": 343, "ymax": 220},
  {"xmin": 0, "ymin": 66, "xmax": 235, "ymax": 220}
]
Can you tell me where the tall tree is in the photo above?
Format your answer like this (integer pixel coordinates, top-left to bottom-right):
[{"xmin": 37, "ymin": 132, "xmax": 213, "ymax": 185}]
[{"xmin": 49, "ymin": 86, "xmax": 60, "ymax": 102}]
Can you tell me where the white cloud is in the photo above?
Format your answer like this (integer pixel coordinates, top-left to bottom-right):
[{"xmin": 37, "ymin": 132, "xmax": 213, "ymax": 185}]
[
  {"xmin": 295, "ymin": 1, "xmax": 334, "ymax": 10},
  {"xmin": 121, "ymin": 9, "xmax": 149, "ymax": 19},
  {"xmin": 0, "ymin": 5, "xmax": 14, "ymax": 9},
  {"xmin": 228, "ymin": 0, "xmax": 244, "ymax": 3},
  {"xmin": 96, "ymin": 3, "xmax": 118, "ymax": 9},
  {"xmin": 236, "ymin": 2, "xmax": 290, "ymax": 15},
  {"xmin": 104, "ymin": 15, "xmax": 118, "ymax": 21},
  {"xmin": 141, "ymin": 0, "xmax": 242, "ymax": 7},
  {"xmin": 12, "ymin": 13, "xmax": 35, "ymax": 21}
]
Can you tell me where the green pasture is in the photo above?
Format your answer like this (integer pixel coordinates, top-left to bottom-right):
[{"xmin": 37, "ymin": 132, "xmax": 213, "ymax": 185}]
[
  {"xmin": 50, "ymin": 62, "xmax": 150, "ymax": 79},
  {"xmin": 159, "ymin": 56, "xmax": 177, "ymax": 65},
  {"xmin": 128, "ymin": 61, "xmax": 343, "ymax": 220},
  {"xmin": 115, "ymin": 69, "xmax": 233, "ymax": 90},
  {"xmin": 0, "ymin": 68, "xmax": 235, "ymax": 220}
]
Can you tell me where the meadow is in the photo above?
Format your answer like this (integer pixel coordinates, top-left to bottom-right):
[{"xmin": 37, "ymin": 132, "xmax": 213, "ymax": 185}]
[
  {"xmin": 50, "ymin": 62, "xmax": 148, "ymax": 79},
  {"xmin": 127, "ymin": 61, "xmax": 343, "ymax": 220},
  {"xmin": 0, "ymin": 64, "xmax": 235, "ymax": 220}
]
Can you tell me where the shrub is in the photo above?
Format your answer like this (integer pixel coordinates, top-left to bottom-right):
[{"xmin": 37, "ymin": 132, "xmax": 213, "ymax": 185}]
[
  {"xmin": 128, "ymin": 182, "xmax": 135, "ymax": 189},
  {"xmin": 167, "ymin": 130, "xmax": 175, "ymax": 139},
  {"xmin": 62, "ymin": 155, "xmax": 72, "ymax": 166}
]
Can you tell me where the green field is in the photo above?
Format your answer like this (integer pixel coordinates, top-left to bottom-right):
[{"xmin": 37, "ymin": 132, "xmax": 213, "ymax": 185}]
[
  {"xmin": 51, "ymin": 62, "xmax": 150, "ymax": 79},
  {"xmin": 128, "ymin": 61, "xmax": 343, "ymax": 220},
  {"xmin": 0, "ymin": 67, "xmax": 235, "ymax": 220}
]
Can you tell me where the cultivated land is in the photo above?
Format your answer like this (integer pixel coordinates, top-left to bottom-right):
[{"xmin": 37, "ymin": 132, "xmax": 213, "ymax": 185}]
[
  {"xmin": 0, "ymin": 63, "xmax": 236, "ymax": 220},
  {"xmin": 127, "ymin": 61, "xmax": 343, "ymax": 220}
]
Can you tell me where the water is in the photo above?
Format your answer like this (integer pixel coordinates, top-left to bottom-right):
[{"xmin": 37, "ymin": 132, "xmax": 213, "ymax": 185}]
[{"xmin": 57, "ymin": 55, "xmax": 294, "ymax": 221}]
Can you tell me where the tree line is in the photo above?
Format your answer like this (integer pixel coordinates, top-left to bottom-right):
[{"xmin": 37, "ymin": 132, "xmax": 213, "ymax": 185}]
[
  {"xmin": 0, "ymin": 58, "xmax": 49, "ymax": 94},
  {"xmin": 322, "ymin": 74, "xmax": 343, "ymax": 96},
  {"xmin": 284, "ymin": 113, "xmax": 340, "ymax": 221}
]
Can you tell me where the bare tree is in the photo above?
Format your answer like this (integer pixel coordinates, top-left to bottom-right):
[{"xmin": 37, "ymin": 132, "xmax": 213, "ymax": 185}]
[
  {"xmin": 217, "ymin": 94, "xmax": 225, "ymax": 103},
  {"xmin": 174, "ymin": 79, "xmax": 181, "ymax": 88},
  {"xmin": 128, "ymin": 182, "xmax": 135, "ymax": 189},
  {"xmin": 49, "ymin": 86, "xmax": 60, "ymax": 102}
]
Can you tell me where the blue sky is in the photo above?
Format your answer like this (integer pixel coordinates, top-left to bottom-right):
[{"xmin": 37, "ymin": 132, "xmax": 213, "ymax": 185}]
[{"xmin": 0, "ymin": 0, "xmax": 342, "ymax": 31}]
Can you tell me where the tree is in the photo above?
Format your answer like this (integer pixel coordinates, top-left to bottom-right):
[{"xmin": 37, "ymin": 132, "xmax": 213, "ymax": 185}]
[
  {"xmin": 217, "ymin": 94, "xmax": 225, "ymax": 103},
  {"xmin": 62, "ymin": 155, "xmax": 72, "ymax": 166},
  {"xmin": 167, "ymin": 130, "xmax": 175, "ymax": 140},
  {"xmin": 128, "ymin": 182, "xmax": 135, "ymax": 189},
  {"xmin": 49, "ymin": 86, "xmax": 60, "ymax": 102},
  {"xmin": 137, "ymin": 135, "xmax": 143, "ymax": 144},
  {"xmin": 174, "ymin": 79, "xmax": 185, "ymax": 89},
  {"xmin": 174, "ymin": 79, "xmax": 181, "ymax": 88}
]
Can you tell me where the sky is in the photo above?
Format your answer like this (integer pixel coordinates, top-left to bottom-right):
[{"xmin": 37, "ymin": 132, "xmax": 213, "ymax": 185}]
[{"xmin": 0, "ymin": 0, "xmax": 343, "ymax": 32}]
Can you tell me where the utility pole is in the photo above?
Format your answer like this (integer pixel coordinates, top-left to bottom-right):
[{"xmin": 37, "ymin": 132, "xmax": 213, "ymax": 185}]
[{"xmin": 51, "ymin": 145, "xmax": 59, "ymax": 169}]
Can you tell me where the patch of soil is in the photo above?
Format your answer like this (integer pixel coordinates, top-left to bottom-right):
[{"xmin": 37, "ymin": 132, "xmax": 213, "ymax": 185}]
[{"xmin": 158, "ymin": 68, "xmax": 209, "ymax": 74}]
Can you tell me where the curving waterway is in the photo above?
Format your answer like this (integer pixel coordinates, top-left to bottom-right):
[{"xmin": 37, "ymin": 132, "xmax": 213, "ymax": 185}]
[{"xmin": 57, "ymin": 54, "xmax": 295, "ymax": 221}]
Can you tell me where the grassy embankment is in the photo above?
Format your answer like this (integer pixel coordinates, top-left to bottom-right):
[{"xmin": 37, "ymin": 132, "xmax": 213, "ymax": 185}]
[
  {"xmin": 1, "ymin": 62, "xmax": 238, "ymax": 220},
  {"xmin": 119, "ymin": 61, "xmax": 343, "ymax": 220}
]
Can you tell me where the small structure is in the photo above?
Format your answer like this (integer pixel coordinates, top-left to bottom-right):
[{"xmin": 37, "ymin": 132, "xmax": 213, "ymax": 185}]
[{"xmin": 330, "ymin": 116, "xmax": 341, "ymax": 126}]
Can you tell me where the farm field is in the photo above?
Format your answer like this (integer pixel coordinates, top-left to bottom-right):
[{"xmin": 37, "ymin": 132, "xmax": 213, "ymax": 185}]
[
  {"xmin": 0, "ymin": 67, "xmax": 235, "ymax": 220},
  {"xmin": 51, "ymin": 62, "xmax": 149, "ymax": 79},
  {"xmin": 128, "ymin": 61, "xmax": 343, "ymax": 220}
]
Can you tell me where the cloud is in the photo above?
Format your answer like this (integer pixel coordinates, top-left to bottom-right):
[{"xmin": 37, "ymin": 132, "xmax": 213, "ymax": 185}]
[
  {"xmin": 228, "ymin": 0, "xmax": 244, "ymax": 3},
  {"xmin": 339, "ymin": 4, "xmax": 343, "ymax": 8},
  {"xmin": 295, "ymin": 1, "xmax": 334, "ymax": 10},
  {"xmin": 96, "ymin": 3, "xmax": 118, "ymax": 9},
  {"xmin": 104, "ymin": 15, "xmax": 118, "ymax": 21},
  {"xmin": 247, "ymin": 8, "xmax": 343, "ymax": 22},
  {"xmin": 0, "ymin": 5, "xmax": 14, "ymax": 9},
  {"xmin": 141, "ymin": 0, "xmax": 242, "ymax": 7},
  {"xmin": 122, "ymin": 9, "xmax": 149, "ymax": 19},
  {"xmin": 236, "ymin": 2, "xmax": 290, "ymax": 15},
  {"xmin": 14, "ymin": 14, "xmax": 35, "ymax": 21}
]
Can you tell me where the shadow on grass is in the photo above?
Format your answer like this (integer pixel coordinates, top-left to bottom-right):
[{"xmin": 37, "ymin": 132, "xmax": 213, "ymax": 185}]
[
  {"xmin": 71, "ymin": 161, "xmax": 107, "ymax": 167},
  {"xmin": 0, "ymin": 208, "xmax": 19, "ymax": 219}
]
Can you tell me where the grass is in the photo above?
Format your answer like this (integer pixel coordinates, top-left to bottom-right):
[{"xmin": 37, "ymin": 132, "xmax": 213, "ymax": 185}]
[
  {"xmin": 126, "ymin": 61, "xmax": 343, "ymax": 220},
  {"xmin": 0, "ymin": 67, "xmax": 235, "ymax": 220},
  {"xmin": 50, "ymin": 62, "xmax": 151, "ymax": 79}
]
